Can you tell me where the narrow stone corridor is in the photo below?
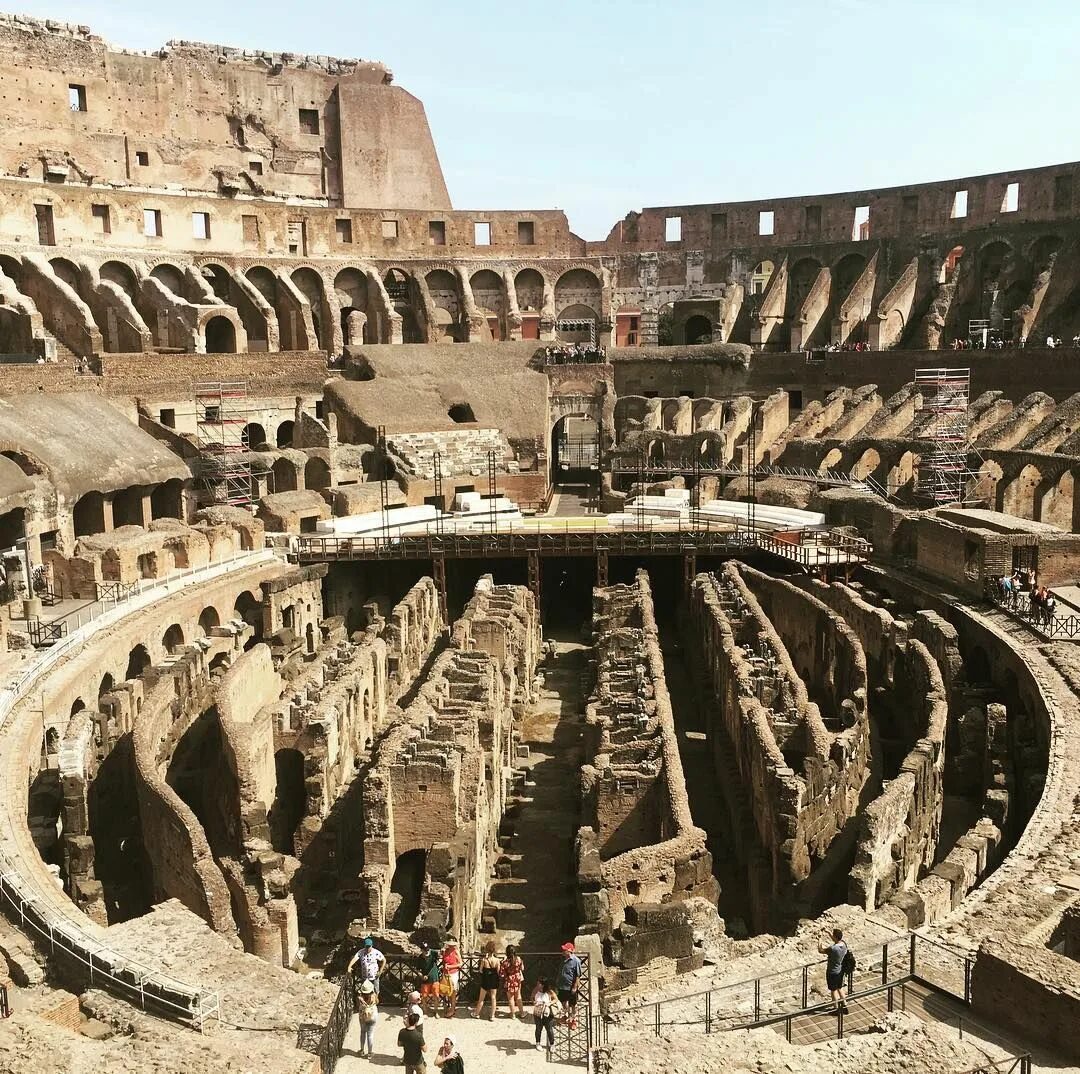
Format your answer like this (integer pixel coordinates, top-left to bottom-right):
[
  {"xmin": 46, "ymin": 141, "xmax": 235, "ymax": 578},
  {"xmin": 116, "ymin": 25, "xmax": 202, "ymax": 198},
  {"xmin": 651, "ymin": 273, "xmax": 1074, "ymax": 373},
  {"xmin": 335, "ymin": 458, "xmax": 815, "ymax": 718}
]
[
  {"xmin": 486, "ymin": 638, "xmax": 587, "ymax": 953},
  {"xmin": 657, "ymin": 619, "xmax": 751, "ymax": 933}
]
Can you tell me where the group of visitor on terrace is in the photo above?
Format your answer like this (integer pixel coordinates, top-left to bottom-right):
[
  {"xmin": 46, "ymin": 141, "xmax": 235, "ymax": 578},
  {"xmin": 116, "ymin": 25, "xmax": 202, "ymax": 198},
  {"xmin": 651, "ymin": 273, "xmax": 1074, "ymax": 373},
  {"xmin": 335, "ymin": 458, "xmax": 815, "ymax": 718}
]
[{"xmin": 540, "ymin": 342, "xmax": 608, "ymax": 364}]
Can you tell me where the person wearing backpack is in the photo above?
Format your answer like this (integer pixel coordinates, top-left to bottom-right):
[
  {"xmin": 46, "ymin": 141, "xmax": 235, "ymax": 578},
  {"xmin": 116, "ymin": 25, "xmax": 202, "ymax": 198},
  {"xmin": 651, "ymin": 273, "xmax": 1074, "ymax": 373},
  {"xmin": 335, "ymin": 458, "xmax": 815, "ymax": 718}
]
[
  {"xmin": 818, "ymin": 928, "xmax": 852, "ymax": 1014},
  {"xmin": 532, "ymin": 979, "xmax": 562, "ymax": 1052},
  {"xmin": 434, "ymin": 1034, "xmax": 464, "ymax": 1074},
  {"xmin": 357, "ymin": 978, "xmax": 379, "ymax": 1057}
]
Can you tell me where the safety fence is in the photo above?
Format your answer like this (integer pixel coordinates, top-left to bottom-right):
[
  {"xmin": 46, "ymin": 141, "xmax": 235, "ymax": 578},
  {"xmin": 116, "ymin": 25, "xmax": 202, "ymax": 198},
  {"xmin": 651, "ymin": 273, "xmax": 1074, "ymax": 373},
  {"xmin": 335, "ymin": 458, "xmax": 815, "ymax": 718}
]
[
  {"xmin": 599, "ymin": 932, "xmax": 973, "ymax": 1042},
  {"xmin": 982, "ymin": 579, "xmax": 1080, "ymax": 640}
]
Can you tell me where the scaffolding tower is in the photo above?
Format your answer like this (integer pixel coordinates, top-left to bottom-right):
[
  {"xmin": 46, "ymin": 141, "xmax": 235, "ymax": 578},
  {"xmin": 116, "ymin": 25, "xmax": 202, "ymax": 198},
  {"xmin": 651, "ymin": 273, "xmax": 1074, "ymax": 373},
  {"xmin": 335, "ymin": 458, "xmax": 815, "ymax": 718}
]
[
  {"xmin": 914, "ymin": 367, "xmax": 983, "ymax": 506},
  {"xmin": 194, "ymin": 380, "xmax": 253, "ymax": 508}
]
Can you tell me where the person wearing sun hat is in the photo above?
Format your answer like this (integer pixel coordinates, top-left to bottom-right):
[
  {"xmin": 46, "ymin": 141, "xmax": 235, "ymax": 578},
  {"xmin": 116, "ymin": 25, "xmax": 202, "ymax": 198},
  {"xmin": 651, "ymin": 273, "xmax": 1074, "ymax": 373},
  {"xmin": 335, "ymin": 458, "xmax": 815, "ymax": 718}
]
[
  {"xmin": 441, "ymin": 938, "xmax": 462, "ymax": 1017},
  {"xmin": 555, "ymin": 941, "xmax": 582, "ymax": 1028},
  {"xmin": 357, "ymin": 978, "xmax": 379, "ymax": 1057}
]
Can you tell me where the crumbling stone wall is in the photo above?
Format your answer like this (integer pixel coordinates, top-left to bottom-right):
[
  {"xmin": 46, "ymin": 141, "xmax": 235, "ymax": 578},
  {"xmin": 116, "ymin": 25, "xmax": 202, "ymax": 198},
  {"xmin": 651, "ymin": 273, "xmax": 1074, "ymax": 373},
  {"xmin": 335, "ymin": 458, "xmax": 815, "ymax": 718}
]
[
  {"xmin": 579, "ymin": 570, "xmax": 716, "ymax": 987},
  {"xmin": 686, "ymin": 564, "xmax": 872, "ymax": 929},
  {"xmin": 360, "ymin": 577, "xmax": 538, "ymax": 949}
]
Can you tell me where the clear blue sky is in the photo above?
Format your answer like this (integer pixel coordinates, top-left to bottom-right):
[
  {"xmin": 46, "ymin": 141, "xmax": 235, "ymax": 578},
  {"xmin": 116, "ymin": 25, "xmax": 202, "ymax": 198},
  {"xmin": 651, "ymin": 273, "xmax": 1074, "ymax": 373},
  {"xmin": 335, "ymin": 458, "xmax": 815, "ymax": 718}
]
[{"xmin": 17, "ymin": 0, "xmax": 1080, "ymax": 239}]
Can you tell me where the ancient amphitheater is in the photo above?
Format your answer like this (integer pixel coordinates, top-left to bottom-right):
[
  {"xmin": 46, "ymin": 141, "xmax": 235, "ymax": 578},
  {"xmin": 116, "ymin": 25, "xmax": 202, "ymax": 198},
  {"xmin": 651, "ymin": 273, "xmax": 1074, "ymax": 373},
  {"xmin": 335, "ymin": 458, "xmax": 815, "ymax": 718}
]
[{"xmin": 0, "ymin": 13, "xmax": 1080, "ymax": 1074}]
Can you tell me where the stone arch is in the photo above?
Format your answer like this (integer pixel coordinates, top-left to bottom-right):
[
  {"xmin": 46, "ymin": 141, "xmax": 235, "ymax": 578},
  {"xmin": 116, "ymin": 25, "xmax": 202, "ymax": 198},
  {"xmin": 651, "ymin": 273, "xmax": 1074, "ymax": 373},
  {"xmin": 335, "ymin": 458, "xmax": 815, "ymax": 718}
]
[
  {"xmin": 111, "ymin": 485, "xmax": 145, "ymax": 528},
  {"xmin": 149, "ymin": 262, "xmax": 187, "ymax": 297},
  {"xmin": 684, "ymin": 314, "xmax": 712, "ymax": 344},
  {"xmin": 750, "ymin": 260, "xmax": 775, "ymax": 296},
  {"xmin": 786, "ymin": 257, "xmax": 822, "ymax": 317},
  {"xmin": 470, "ymin": 268, "xmax": 505, "ymax": 340},
  {"xmin": 850, "ymin": 447, "xmax": 881, "ymax": 481},
  {"xmin": 98, "ymin": 672, "xmax": 114, "ymax": 699},
  {"xmin": 304, "ymin": 456, "xmax": 331, "ymax": 490},
  {"xmin": 818, "ymin": 448, "xmax": 844, "ymax": 474},
  {"xmin": 334, "ymin": 267, "xmax": 373, "ymax": 345},
  {"xmin": 383, "ymin": 268, "xmax": 424, "ymax": 343},
  {"xmin": 977, "ymin": 240, "xmax": 1013, "ymax": 290},
  {"xmin": 887, "ymin": 450, "xmax": 918, "ymax": 496},
  {"xmin": 125, "ymin": 644, "xmax": 151, "ymax": 680},
  {"xmin": 162, "ymin": 623, "xmax": 185, "ymax": 654},
  {"xmin": 1000, "ymin": 463, "xmax": 1042, "ymax": 519},
  {"xmin": 100, "ymin": 260, "xmax": 139, "ymax": 299},
  {"xmin": 939, "ymin": 245, "xmax": 965, "ymax": 284},
  {"xmin": 276, "ymin": 421, "xmax": 295, "ymax": 449},
  {"xmin": 1031, "ymin": 235, "xmax": 1063, "ymax": 274},
  {"xmin": 974, "ymin": 459, "xmax": 1003, "ymax": 506},
  {"xmin": 555, "ymin": 267, "xmax": 602, "ymax": 321},
  {"xmin": 49, "ymin": 256, "xmax": 82, "ymax": 293},
  {"xmin": 291, "ymin": 266, "xmax": 330, "ymax": 351},
  {"xmin": 204, "ymin": 315, "xmax": 237, "ymax": 353},
  {"xmin": 1037, "ymin": 468, "xmax": 1073, "ymax": 529},
  {"xmin": 272, "ymin": 457, "xmax": 299, "ymax": 493},
  {"xmin": 515, "ymin": 267, "xmax": 547, "ymax": 341},
  {"xmin": 270, "ymin": 748, "xmax": 305, "ymax": 855},
  {"xmin": 73, "ymin": 491, "xmax": 107, "ymax": 536},
  {"xmin": 425, "ymin": 268, "xmax": 464, "ymax": 342},
  {"xmin": 242, "ymin": 422, "xmax": 267, "ymax": 449},
  {"xmin": 198, "ymin": 606, "xmax": 221, "ymax": 636},
  {"xmin": 150, "ymin": 478, "xmax": 185, "ymax": 521}
]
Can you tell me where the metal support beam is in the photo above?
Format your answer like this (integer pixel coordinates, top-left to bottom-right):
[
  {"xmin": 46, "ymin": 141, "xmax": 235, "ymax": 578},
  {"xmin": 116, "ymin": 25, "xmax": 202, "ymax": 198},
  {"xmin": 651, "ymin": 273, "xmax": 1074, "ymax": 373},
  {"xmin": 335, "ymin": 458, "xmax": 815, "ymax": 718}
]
[
  {"xmin": 596, "ymin": 549, "xmax": 609, "ymax": 588},
  {"xmin": 527, "ymin": 550, "xmax": 541, "ymax": 600},
  {"xmin": 377, "ymin": 424, "xmax": 389, "ymax": 538},
  {"xmin": 487, "ymin": 449, "xmax": 497, "ymax": 530},
  {"xmin": 432, "ymin": 451, "xmax": 444, "ymax": 535},
  {"xmin": 683, "ymin": 552, "xmax": 697, "ymax": 594}
]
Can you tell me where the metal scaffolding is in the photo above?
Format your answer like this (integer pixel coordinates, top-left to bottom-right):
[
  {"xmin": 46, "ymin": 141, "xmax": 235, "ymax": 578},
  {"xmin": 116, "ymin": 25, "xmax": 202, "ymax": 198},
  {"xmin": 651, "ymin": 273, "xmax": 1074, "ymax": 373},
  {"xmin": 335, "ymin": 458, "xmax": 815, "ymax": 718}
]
[
  {"xmin": 194, "ymin": 380, "xmax": 253, "ymax": 507},
  {"xmin": 914, "ymin": 367, "xmax": 982, "ymax": 505}
]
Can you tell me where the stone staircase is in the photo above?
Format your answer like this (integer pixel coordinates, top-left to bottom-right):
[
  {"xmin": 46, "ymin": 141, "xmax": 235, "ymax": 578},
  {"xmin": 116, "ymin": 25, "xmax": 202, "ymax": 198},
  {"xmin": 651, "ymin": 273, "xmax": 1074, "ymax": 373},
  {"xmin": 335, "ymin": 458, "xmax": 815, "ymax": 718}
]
[{"xmin": 388, "ymin": 429, "xmax": 518, "ymax": 479}]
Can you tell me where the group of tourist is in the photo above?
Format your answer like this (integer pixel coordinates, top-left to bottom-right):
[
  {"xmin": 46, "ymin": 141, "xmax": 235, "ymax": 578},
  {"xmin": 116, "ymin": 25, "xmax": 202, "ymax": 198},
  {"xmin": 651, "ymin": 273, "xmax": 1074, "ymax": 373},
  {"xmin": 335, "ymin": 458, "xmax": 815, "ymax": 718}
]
[
  {"xmin": 540, "ymin": 342, "xmax": 607, "ymax": 364},
  {"xmin": 345, "ymin": 935, "xmax": 584, "ymax": 1066},
  {"xmin": 951, "ymin": 335, "xmax": 1009, "ymax": 350},
  {"xmin": 992, "ymin": 569, "xmax": 1057, "ymax": 626},
  {"xmin": 815, "ymin": 340, "xmax": 872, "ymax": 353}
]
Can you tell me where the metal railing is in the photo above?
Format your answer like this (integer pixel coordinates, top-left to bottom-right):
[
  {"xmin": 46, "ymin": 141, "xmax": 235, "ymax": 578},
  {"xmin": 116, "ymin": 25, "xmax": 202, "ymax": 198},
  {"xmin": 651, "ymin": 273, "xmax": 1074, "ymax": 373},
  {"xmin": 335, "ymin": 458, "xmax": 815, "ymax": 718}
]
[
  {"xmin": 983, "ymin": 579, "xmax": 1080, "ymax": 640},
  {"xmin": 0, "ymin": 550, "xmax": 277, "ymax": 1028},
  {"xmin": 600, "ymin": 932, "xmax": 972, "ymax": 1042},
  {"xmin": 27, "ymin": 619, "xmax": 67, "ymax": 647}
]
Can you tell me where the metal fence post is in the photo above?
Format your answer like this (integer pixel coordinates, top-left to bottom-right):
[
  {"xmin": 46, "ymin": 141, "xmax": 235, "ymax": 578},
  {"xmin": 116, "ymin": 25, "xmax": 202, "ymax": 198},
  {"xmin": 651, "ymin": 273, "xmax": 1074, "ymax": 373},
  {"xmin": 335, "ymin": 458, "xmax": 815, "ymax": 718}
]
[
  {"xmin": 754, "ymin": 977, "xmax": 760, "ymax": 1022},
  {"xmin": 705, "ymin": 989, "xmax": 711, "ymax": 1034},
  {"xmin": 837, "ymin": 1006, "xmax": 844, "ymax": 1040},
  {"xmin": 654, "ymin": 1002, "xmax": 660, "ymax": 1036},
  {"xmin": 964, "ymin": 957, "xmax": 972, "ymax": 1005},
  {"xmin": 881, "ymin": 942, "xmax": 888, "ymax": 986},
  {"xmin": 909, "ymin": 932, "xmax": 916, "ymax": 976},
  {"xmin": 801, "ymin": 965, "xmax": 808, "ymax": 1007}
]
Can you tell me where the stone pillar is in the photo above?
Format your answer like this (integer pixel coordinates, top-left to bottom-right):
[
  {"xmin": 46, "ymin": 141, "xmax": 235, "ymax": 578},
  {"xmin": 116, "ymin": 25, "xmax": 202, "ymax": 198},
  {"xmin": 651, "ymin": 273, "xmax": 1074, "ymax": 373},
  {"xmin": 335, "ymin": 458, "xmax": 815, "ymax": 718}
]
[{"xmin": 346, "ymin": 309, "xmax": 367, "ymax": 346}]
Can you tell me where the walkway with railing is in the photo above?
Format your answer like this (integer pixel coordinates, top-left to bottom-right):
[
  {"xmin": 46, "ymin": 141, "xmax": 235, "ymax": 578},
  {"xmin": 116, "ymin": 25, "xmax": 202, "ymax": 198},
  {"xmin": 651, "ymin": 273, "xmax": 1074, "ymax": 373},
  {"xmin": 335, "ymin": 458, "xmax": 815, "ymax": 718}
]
[{"xmin": 982, "ymin": 579, "xmax": 1080, "ymax": 641}]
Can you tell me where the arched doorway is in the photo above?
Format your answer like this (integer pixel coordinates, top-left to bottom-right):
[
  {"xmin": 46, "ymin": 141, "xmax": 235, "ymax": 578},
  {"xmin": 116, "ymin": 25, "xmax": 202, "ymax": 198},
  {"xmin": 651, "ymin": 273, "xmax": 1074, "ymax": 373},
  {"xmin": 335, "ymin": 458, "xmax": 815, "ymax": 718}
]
[
  {"xmin": 684, "ymin": 315, "xmax": 712, "ymax": 344},
  {"xmin": 551, "ymin": 414, "xmax": 599, "ymax": 484},
  {"xmin": 270, "ymin": 748, "xmax": 306, "ymax": 855},
  {"xmin": 241, "ymin": 423, "xmax": 266, "ymax": 449},
  {"xmin": 162, "ymin": 623, "xmax": 185, "ymax": 654},
  {"xmin": 276, "ymin": 421, "xmax": 295, "ymax": 448},
  {"xmin": 304, "ymin": 456, "xmax": 331, "ymax": 490},
  {"xmin": 389, "ymin": 849, "xmax": 427, "ymax": 931},
  {"xmin": 205, "ymin": 316, "xmax": 236, "ymax": 353},
  {"xmin": 198, "ymin": 606, "xmax": 220, "ymax": 636},
  {"xmin": 125, "ymin": 644, "xmax": 151, "ymax": 679}
]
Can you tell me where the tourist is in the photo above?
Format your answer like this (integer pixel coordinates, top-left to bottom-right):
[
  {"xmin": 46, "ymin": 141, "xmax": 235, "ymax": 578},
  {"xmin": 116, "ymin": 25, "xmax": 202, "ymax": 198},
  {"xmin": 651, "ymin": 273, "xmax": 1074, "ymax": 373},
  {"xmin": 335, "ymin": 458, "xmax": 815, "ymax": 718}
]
[
  {"xmin": 419, "ymin": 941, "xmax": 442, "ymax": 1017},
  {"xmin": 347, "ymin": 936, "xmax": 386, "ymax": 997},
  {"xmin": 1048, "ymin": 334, "xmax": 1058, "ymax": 349},
  {"xmin": 398, "ymin": 1010, "xmax": 427, "ymax": 1074},
  {"xmin": 498, "ymin": 944, "xmax": 525, "ymax": 1019},
  {"xmin": 555, "ymin": 942, "xmax": 582, "ymax": 1028},
  {"xmin": 357, "ymin": 979, "xmax": 379, "ymax": 1058},
  {"xmin": 531, "ymin": 979, "xmax": 562, "ymax": 1053},
  {"xmin": 1046, "ymin": 590, "xmax": 1058, "ymax": 627},
  {"xmin": 471, "ymin": 940, "xmax": 500, "ymax": 1019},
  {"xmin": 433, "ymin": 1034, "xmax": 464, "ymax": 1073},
  {"xmin": 441, "ymin": 938, "xmax": 462, "ymax": 1016},
  {"xmin": 819, "ymin": 928, "xmax": 850, "ymax": 1013}
]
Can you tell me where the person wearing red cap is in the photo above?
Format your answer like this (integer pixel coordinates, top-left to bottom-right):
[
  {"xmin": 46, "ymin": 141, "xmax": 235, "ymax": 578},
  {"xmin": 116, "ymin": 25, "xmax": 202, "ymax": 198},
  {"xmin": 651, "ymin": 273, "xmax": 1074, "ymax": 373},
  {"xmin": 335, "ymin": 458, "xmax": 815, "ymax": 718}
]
[{"xmin": 555, "ymin": 942, "xmax": 581, "ymax": 1028}]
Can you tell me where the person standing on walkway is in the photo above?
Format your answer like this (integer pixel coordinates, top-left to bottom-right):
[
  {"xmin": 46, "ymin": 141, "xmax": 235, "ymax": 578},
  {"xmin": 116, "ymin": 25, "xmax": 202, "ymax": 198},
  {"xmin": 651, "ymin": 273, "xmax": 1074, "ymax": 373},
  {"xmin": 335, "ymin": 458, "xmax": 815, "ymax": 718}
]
[
  {"xmin": 532, "ymin": 980, "xmax": 562, "ymax": 1053},
  {"xmin": 357, "ymin": 979, "xmax": 379, "ymax": 1057},
  {"xmin": 819, "ymin": 928, "xmax": 850, "ymax": 1014},
  {"xmin": 434, "ymin": 1034, "xmax": 464, "ymax": 1073},
  {"xmin": 472, "ymin": 941, "xmax": 500, "ymax": 1019},
  {"xmin": 398, "ymin": 1010, "xmax": 427, "ymax": 1074},
  {"xmin": 441, "ymin": 938, "xmax": 462, "ymax": 1017},
  {"xmin": 499, "ymin": 945, "xmax": 525, "ymax": 1019},
  {"xmin": 347, "ymin": 937, "xmax": 386, "ymax": 998},
  {"xmin": 419, "ymin": 941, "xmax": 442, "ymax": 1018},
  {"xmin": 555, "ymin": 942, "xmax": 582, "ymax": 1028}
]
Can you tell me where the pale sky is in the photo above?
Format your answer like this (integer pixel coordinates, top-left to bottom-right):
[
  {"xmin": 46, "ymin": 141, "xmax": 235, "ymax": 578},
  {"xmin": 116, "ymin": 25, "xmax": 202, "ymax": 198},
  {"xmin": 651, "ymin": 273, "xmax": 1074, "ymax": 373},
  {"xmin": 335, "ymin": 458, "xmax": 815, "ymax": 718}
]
[{"xmin": 14, "ymin": 0, "xmax": 1080, "ymax": 239}]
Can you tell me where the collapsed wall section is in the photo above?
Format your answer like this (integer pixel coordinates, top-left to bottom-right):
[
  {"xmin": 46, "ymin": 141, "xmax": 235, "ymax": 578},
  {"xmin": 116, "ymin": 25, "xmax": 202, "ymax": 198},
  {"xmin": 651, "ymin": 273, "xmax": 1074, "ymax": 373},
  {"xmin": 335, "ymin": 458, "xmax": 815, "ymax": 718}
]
[{"xmin": 578, "ymin": 569, "xmax": 716, "ymax": 989}]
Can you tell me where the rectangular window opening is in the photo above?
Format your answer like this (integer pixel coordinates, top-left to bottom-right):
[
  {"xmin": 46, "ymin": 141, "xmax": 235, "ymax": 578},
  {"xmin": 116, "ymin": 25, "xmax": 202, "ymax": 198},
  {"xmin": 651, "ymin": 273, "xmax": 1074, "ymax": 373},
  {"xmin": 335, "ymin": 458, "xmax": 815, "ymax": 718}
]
[
  {"xmin": 249, "ymin": 160, "xmax": 263, "ymax": 175},
  {"xmin": 901, "ymin": 194, "xmax": 919, "ymax": 226},
  {"xmin": 1000, "ymin": 182, "xmax": 1019, "ymax": 213},
  {"xmin": 759, "ymin": 210, "xmax": 775, "ymax": 236},
  {"xmin": 68, "ymin": 84, "xmax": 86, "ymax": 112},
  {"xmin": 135, "ymin": 150, "xmax": 149, "ymax": 167},
  {"xmin": 91, "ymin": 203, "xmax": 111, "ymax": 234},
  {"xmin": 287, "ymin": 219, "xmax": 306, "ymax": 255},
  {"xmin": 159, "ymin": 408, "xmax": 176, "ymax": 428},
  {"xmin": 804, "ymin": 205, "xmax": 821, "ymax": 237},
  {"xmin": 852, "ymin": 205, "xmax": 870, "ymax": 241},
  {"xmin": 951, "ymin": 190, "xmax": 968, "ymax": 219},
  {"xmin": 143, "ymin": 208, "xmax": 162, "ymax": 237},
  {"xmin": 473, "ymin": 221, "xmax": 491, "ymax": 246},
  {"xmin": 298, "ymin": 108, "xmax": 320, "ymax": 135},
  {"xmin": 192, "ymin": 211, "xmax": 210, "ymax": 240},
  {"xmin": 335, "ymin": 218, "xmax": 353, "ymax": 244},
  {"xmin": 428, "ymin": 220, "xmax": 446, "ymax": 246},
  {"xmin": 242, "ymin": 214, "xmax": 260, "ymax": 243},
  {"xmin": 381, "ymin": 219, "xmax": 399, "ymax": 240},
  {"xmin": 711, "ymin": 212, "xmax": 728, "ymax": 244},
  {"xmin": 34, "ymin": 204, "xmax": 55, "ymax": 246},
  {"xmin": 517, "ymin": 220, "xmax": 535, "ymax": 245},
  {"xmin": 665, "ymin": 215, "xmax": 682, "ymax": 242}
]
